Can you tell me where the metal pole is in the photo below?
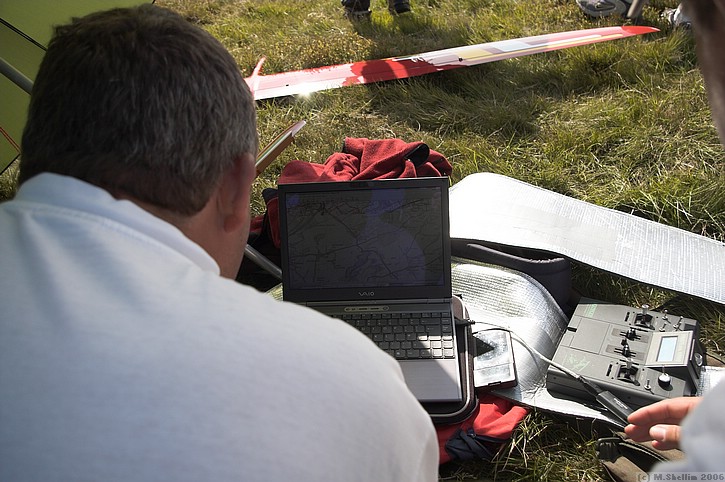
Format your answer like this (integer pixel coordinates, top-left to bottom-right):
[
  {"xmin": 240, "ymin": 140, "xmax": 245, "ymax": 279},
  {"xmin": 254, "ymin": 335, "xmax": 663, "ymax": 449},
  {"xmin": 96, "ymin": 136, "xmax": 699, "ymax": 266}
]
[
  {"xmin": 627, "ymin": 0, "xmax": 647, "ymax": 19},
  {"xmin": 0, "ymin": 56, "xmax": 33, "ymax": 94}
]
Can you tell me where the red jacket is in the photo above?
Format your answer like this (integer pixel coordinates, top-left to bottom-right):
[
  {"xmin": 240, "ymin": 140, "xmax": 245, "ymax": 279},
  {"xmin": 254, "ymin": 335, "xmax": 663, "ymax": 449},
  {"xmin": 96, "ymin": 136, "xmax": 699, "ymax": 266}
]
[{"xmin": 251, "ymin": 137, "xmax": 453, "ymax": 248}]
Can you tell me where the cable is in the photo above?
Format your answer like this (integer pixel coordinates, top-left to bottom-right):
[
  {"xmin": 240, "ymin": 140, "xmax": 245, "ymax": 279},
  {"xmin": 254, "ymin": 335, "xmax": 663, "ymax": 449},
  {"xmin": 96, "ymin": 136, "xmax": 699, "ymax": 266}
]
[{"xmin": 488, "ymin": 328, "xmax": 635, "ymax": 425}]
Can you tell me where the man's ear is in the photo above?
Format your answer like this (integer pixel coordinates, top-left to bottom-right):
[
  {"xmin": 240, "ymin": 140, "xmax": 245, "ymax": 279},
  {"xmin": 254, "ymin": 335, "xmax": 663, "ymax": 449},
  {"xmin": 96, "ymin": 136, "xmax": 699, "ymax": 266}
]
[{"xmin": 218, "ymin": 153, "xmax": 256, "ymax": 233}]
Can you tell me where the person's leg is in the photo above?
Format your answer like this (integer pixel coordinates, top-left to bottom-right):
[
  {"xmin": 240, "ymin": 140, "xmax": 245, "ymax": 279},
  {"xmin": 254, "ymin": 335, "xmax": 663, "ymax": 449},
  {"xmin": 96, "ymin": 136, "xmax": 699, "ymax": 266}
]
[
  {"xmin": 388, "ymin": 0, "xmax": 411, "ymax": 14},
  {"xmin": 576, "ymin": 0, "xmax": 632, "ymax": 17},
  {"xmin": 342, "ymin": 0, "xmax": 371, "ymax": 20},
  {"xmin": 663, "ymin": 3, "xmax": 692, "ymax": 28}
]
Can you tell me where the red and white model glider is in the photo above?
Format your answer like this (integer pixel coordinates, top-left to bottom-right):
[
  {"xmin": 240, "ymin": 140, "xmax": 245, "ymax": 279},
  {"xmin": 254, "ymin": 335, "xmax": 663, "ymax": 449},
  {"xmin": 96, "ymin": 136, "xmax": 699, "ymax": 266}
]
[{"xmin": 245, "ymin": 25, "xmax": 658, "ymax": 101}]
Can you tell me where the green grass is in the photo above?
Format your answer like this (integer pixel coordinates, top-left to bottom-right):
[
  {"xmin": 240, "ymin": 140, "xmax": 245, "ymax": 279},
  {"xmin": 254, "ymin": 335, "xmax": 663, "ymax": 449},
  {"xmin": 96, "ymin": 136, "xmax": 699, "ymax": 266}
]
[
  {"xmin": 3, "ymin": 0, "xmax": 724, "ymax": 479},
  {"xmin": 0, "ymin": 162, "xmax": 18, "ymax": 200}
]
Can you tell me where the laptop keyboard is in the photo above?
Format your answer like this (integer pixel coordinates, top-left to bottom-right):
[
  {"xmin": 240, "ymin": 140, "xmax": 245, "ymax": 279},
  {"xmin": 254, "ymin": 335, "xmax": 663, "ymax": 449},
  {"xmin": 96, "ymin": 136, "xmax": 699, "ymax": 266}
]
[{"xmin": 335, "ymin": 311, "xmax": 455, "ymax": 360}]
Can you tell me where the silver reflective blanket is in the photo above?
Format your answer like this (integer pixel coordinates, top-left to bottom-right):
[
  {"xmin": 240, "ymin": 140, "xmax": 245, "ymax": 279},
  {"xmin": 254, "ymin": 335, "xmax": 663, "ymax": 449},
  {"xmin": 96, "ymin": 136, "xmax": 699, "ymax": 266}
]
[
  {"xmin": 452, "ymin": 259, "xmax": 624, "ymax": 426},
  {"xmin": 450, "ymin": 173, "xmax": 725, "ymax": 305}
]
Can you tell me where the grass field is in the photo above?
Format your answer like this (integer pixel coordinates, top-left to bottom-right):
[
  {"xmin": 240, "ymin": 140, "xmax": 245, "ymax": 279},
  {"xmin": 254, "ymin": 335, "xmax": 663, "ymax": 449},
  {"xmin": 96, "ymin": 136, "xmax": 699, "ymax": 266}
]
[{"xmin": 2, "ymin": 0, "xmax": 724, "ymax": 479}]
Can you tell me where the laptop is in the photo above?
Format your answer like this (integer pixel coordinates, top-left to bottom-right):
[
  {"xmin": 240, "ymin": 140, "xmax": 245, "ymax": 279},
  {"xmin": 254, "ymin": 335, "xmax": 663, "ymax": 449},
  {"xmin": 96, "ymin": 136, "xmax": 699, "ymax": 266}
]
[{"xmin": 278, "ymin": 177, "xmax": 462, "ymax": 402}]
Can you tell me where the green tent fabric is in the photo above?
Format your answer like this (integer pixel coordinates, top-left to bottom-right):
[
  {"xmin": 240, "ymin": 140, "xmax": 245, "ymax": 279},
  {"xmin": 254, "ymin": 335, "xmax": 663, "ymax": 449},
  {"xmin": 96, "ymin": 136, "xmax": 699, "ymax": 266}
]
[{"xmin": 0, "ymin": 1, "xmax": 150, "ymax": 174}]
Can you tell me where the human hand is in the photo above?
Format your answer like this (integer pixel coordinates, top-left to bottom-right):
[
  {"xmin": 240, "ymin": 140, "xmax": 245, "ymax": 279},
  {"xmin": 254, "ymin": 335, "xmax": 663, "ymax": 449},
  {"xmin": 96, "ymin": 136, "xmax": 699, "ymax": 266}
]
[{"xmin": 623, "ymin": 396, "xmax": 703, "ymax": 451}]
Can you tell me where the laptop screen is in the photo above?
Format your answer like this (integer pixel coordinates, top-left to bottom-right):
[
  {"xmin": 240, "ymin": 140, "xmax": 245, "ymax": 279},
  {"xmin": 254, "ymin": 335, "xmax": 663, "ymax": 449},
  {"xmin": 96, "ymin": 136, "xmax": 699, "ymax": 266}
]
[{"xmin": 279, "ymin": 177, "xmax": 451, "ymax": 303}]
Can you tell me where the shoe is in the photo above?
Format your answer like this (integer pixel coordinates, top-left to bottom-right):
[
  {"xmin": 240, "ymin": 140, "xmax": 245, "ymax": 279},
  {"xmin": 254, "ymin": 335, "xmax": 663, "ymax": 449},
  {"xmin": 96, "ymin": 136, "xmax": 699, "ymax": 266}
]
[
  {"xmin": 576, "ymin": 0, "xmax": 631, "ymax": 17},
  {"xmin": 662, "ymin": 4, "xmax": 691, "ymax": 29},
  {"xmin": 344, "ymin": 8, "xmax": 371, "ymax": 20},
  {"xmin": 388, "ymin": 0, "xmax": 411, "ymax": 14},
  {"xmin": 342, "ymin": 0, "xmax": 371, "ymax": 20}
]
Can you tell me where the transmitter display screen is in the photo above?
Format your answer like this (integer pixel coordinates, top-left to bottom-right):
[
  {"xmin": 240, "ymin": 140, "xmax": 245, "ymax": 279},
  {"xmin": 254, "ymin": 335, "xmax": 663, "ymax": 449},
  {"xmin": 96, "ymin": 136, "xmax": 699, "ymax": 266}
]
[
  {"xmin": 645, "ymin": 330, "xmax": 694, "ymax": 368},
  {"xmin": 656, "ymin": 335, "xmax": 678, "ymax": 363}
]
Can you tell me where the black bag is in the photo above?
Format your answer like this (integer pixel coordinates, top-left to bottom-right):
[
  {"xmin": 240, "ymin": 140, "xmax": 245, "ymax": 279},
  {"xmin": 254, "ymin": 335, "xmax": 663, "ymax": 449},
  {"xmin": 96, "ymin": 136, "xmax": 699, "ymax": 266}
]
[
  {"xmin": 451, "ymin": 238, "xmax": 577, "ymax": 316},
  {"xmin": 597, "ymin": 431, "xmax": 685, "ymax": 482}
]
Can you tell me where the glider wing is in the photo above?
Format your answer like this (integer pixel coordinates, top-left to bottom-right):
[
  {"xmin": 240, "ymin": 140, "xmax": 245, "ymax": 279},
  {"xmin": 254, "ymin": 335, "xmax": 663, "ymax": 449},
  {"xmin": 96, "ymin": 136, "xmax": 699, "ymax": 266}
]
[{"xmin": 246, "ymin": 26, "xmax": 658, "ymax": 101}]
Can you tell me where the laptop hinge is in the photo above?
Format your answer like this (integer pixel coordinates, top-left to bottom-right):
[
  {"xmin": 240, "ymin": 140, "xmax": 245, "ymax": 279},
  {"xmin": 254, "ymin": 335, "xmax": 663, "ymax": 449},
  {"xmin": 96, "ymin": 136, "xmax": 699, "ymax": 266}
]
[{"xmin": 304, "ymin": 298, "xmax": 451, "ymax": 308}]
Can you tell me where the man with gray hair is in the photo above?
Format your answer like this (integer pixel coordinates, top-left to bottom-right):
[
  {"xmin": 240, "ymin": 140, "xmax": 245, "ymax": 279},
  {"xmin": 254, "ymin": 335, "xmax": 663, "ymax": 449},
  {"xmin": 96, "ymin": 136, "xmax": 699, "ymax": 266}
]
[{"xmin": 0, "ymin": 5, "xmax": 438, "ymax": 481}]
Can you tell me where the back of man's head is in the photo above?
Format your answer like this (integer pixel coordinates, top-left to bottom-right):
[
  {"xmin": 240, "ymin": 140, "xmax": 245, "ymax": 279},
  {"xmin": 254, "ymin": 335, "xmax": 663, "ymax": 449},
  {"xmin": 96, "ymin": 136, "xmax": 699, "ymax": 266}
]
[{"xmin": 19, "ymin": 4, "xmax": 258, "ymax": 216}]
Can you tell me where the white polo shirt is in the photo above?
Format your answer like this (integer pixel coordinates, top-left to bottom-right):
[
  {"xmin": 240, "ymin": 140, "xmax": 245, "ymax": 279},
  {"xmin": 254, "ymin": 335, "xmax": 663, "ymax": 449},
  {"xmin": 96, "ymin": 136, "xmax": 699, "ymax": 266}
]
[{"xmin": 0, "ymin": 173, "xmax": 438, "ymax": 482}]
